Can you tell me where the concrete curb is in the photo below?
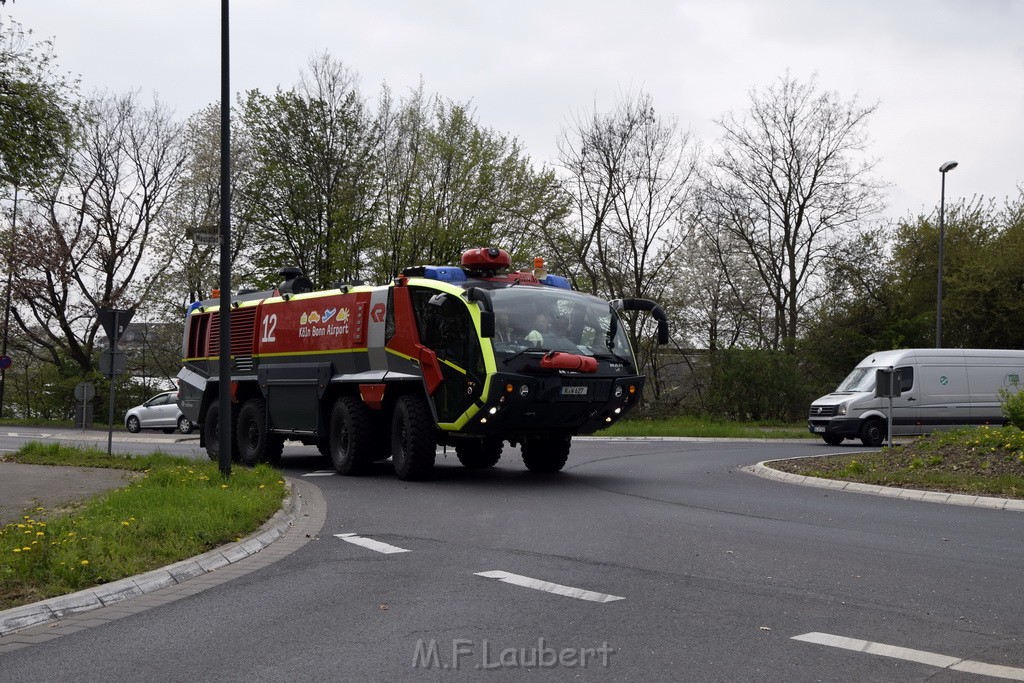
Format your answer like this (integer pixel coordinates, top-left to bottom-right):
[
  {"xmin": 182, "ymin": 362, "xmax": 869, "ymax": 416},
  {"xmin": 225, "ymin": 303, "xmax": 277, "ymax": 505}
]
[
  {"xmin": 0, "ymin": 478, "xmax": 303, "ymax": 636},
  {"xmin": 745, "ymin": 460, "xmax": 1024, "ymax": 512}
]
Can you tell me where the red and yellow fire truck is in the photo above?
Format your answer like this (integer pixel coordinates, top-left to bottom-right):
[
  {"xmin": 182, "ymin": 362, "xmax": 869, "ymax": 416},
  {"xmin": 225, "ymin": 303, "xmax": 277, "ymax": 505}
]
[{"xmin": 177, "ymin": 248, "xmax": 667, "ymax": 480}]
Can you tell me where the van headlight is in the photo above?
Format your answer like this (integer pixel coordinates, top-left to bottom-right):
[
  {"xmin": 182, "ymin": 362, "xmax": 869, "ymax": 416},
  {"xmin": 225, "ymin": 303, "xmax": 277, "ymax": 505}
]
[{"xmin": 837, "ymin": 403, "xmax": 848, "ymax": 416}]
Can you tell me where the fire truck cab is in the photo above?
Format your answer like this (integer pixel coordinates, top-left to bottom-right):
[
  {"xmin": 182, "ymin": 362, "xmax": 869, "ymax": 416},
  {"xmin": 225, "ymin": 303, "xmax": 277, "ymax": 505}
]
[{"xmin": 177, "ymin": 248, "xmax": 668, "ymax": 480}]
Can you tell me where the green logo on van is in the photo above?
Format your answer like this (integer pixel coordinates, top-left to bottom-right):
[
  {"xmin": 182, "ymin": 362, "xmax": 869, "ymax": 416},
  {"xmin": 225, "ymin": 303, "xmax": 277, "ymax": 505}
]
[{"xmin": 939, "ymin": 376, "xmax": 949, "ymax": 385}]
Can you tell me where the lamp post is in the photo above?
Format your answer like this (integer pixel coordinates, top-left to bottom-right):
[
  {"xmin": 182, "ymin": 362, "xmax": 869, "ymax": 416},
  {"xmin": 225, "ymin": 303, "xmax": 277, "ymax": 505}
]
[{"xmin": 936, "ymin": 160, "xmax": 958, "ymax": 348}]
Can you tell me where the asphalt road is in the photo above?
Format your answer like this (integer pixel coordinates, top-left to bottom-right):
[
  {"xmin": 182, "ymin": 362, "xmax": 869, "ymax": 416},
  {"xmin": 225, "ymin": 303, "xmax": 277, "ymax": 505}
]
[{"xmin": 2, "ymin": 430, "xmax": 1022, "ymax": 681}]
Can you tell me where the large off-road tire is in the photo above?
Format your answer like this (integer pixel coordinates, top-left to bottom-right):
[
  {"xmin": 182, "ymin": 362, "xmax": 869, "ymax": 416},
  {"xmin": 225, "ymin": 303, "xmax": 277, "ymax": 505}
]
[
  {"xmin": 822, "ymin": 434, "xmax": 844, "ymax": 446},
  {"xmin": 237, "ymin": 398, "xmax": 283, "ymax": 467},
  {"xmin": 455, "ymin": 437, "xmax": 503, "ymax": 469},
  {"xmin": 391, "ymin": 394, "xmax": 436, "ymax": 481},
  {"xmin": 859, "ymin": 418, "xmax": 886, "ymax": 447},
  {"xmin": 126, "ymin": 416, "xmax": 141, "ymax": 433},
  {"xmin": 521, "ymin": 434, "xmax": 571, "ymax": 473},
  {"xmin": 329, "ymin": 396, "xmax": 375, "ymax": 475},
  {"xmin": 204, "ymin": 401, "xmax": 240, "ymax": 463}
]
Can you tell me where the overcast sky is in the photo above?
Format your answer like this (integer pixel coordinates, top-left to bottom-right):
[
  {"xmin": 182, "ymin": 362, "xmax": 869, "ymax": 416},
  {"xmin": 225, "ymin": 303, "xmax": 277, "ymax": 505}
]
[{"xmin": 6, "ymin": 1, "xmax": 1023, "ymax": 224}]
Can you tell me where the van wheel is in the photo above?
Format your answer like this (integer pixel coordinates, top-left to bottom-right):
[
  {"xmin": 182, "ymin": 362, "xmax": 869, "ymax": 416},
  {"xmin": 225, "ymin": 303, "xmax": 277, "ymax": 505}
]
[
  {"xmin": 860, "ymin": 418, "xmax": 886, "ymax": 447},
  {"xmin": 391, "ymin": 395, "xmax": 436, "ymax": 481},
  {"xmin": 822, "ymin": 434, "xmax": 844, "ymax": 446}
]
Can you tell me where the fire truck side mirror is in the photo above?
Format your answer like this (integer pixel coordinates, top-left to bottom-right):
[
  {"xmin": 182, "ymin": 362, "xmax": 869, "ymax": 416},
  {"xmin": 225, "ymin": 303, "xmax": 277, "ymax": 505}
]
[
  {"xmin": 465, "ymin": 287, "xmax": 495, "ymax": 338},
  {"xmin": 479, "ymin": 311, "xmax": 495, "ymax": 338}
]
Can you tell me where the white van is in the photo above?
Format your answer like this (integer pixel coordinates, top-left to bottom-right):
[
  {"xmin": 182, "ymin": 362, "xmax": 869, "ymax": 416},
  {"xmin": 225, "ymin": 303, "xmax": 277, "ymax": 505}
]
[{"xmin": 808, "ymin": 349, "xmax": 1024, "ymax": 446}]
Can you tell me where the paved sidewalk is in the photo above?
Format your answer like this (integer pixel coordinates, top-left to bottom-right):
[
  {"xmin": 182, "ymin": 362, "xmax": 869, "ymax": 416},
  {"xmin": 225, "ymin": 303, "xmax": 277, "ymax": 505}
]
[{"xmin": 0, "ymin": 462, "xmax": 138, "ymax": 526}]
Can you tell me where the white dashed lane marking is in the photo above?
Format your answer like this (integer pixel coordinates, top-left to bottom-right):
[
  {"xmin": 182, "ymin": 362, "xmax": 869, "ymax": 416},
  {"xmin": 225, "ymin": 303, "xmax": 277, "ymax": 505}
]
[
  {"xmin": 793, "ymin": 632, "xmax": 1024, "ymax": 681},
  {"xmin": 303, "ymin": 470, "xmax": 336, "ymax": 477},
  {"xmin": 474, "ymin": 570, "xmax": 625, "ymax": 603},
  {"xmin": 334, "ymin": 533, "xmax": 411, "ymax": 554}
]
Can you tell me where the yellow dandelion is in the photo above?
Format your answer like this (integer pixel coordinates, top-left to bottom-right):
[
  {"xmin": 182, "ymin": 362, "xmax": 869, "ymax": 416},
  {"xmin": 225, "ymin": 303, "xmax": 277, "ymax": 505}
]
[
  {"xmin": 221, "ymin": 484, "xmax": 228, "ymax": 489},
  {"xmin": 22, "ymin": 546, "xmax": 31, "ymax": 551},
  {"xmin": 36, "ymin": 532, "xmax": 44, "ymax": 536},
  {"xmin": 121, "ymin": 521, "xmax": 130, "ymax": 527},
  {"xmin": 259, "ymin": 484, "xmax": 265, "ymax": 489},
  {"xmin": 80, "ymin": 560, "xmax": 89, "ymax": 566},
  {"xmin": 12, "ymin": 548, "xmax": 20, "ymax": 553}
]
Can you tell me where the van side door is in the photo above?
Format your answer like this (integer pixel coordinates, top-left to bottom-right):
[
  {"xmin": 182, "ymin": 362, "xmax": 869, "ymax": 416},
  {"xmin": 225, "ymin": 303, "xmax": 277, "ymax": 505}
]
[
  {"xmin": 917, "ymin": 362, "xmax": 971, "ymax": 433},
  {"xmin": 889, "ymin": 366, "xmax": 920, "ymax": 436}
]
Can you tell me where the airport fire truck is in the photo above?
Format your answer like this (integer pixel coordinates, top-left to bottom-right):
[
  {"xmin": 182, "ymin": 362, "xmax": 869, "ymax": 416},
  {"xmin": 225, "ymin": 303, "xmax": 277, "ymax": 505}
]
[{"xmin": 177, "ymin": 247, "xmax": 668, "ymax": 480}]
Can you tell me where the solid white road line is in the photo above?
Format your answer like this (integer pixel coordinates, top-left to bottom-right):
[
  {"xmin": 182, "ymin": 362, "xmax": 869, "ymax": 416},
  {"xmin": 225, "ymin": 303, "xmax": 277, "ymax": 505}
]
[
  {"xmin": 334, "ymin": 532, "xmax": 411, "ymax": 554},
  {"xmin": 793, "ymin": 632, "xmax": 1024, "ymax": 681},
  {"xmin": 474, "ymin": 570, "xmax": 625, "ymax": 603}
]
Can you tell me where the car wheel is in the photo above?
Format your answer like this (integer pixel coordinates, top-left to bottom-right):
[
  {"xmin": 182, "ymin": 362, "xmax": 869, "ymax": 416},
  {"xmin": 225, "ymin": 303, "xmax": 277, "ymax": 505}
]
[
  {"xmin": 822, "ymin": 434, "xmax": 844, "ymax": 446},
  {"xmin": 178, "ymin": 415, "xmax": 194, "ymax": 434},
  {"xmin": 126, "ymin": 415, "xmax": 141, "ymax": 433}
]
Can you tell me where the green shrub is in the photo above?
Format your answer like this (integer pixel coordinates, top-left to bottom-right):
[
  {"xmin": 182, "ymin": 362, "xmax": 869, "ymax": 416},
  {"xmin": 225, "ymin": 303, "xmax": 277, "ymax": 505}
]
[{"xmin": 1000, "ymin": 387, "xmax": 1024, "ymax": 430}]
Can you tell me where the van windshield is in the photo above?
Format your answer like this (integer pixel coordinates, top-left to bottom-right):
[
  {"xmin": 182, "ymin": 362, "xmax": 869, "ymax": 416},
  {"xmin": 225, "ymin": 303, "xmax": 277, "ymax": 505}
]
[{"xmin": 836, "ymin": 367, "xmax": 875, "ymax": 393}]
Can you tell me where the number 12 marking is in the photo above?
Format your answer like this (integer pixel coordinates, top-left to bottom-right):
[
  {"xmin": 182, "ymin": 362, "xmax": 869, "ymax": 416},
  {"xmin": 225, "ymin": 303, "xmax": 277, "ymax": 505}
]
[{"xmin": 261, "ymin": 314, "xmax": 277, "ymax": 342}]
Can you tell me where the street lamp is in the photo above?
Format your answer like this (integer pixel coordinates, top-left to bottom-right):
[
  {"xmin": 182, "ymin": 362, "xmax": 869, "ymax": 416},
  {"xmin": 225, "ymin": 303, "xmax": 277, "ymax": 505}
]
[{"xmin": 936, "ymin": 160, "xmax": 958, "ymax": 348}]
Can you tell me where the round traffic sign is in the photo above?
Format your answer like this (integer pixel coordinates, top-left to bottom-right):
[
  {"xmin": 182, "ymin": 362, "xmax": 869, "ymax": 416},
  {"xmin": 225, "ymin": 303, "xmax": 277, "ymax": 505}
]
[{"xmin": 74, "ymin": 381, "xmax": 96, "ymax": 401}]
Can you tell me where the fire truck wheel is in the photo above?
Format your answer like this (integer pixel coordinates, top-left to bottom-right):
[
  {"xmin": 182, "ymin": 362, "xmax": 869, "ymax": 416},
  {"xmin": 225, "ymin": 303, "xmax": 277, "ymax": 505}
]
[
  {"xmin": 521, "ymin": 435, "xmax": 571, "ymax": 473},
  {"xmin": 391, "ymin": 394, "xmax": 436, "ymax": 481},
  {"xmin": 204, "ymin": 401, "xmax": 240, "ymax": 463},
  {"xmin": 237, "ymin": 398, "xmax": 281, "ymax": 467},
  {"xmin": 455, "ymin": 437, "xmax": 503, "ymax": 469},
  {"xmin": 329, "ymin": 396, "xmax": 373, "ymax": 475}
]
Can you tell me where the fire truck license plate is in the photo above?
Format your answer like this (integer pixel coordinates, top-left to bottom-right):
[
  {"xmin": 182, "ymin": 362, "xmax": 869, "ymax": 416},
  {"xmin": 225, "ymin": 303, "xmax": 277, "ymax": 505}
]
[{"xmin": 561, "ymin": 386, "xmax": 588, "ymax": 396}]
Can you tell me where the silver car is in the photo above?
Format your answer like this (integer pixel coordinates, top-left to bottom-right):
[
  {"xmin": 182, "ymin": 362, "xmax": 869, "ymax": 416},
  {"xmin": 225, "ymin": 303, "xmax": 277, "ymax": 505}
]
[{"xmin": 124, "ymin": 391, "xmax": 194, "ymax": 434}]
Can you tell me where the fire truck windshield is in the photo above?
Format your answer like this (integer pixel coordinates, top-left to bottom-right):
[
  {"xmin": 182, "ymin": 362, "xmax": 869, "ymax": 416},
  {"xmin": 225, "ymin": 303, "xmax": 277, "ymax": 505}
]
[{"xmin": 486, "ymin": 286, "xmax": 634, "ymax": 363}]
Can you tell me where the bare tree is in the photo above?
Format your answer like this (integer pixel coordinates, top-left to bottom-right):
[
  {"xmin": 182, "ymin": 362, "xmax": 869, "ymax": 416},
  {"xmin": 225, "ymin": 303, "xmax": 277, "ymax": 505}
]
[
  {"xmin": 151, "ymin": 102, "xmax": 258, "ymax": 314},
  {"xmin": 702, "ymin": 73, "xmax": 885, "ymax": 352},
  {"xmin": 550, "ymin": 90, "xmax": 697, "ymax": 397},
  {"xmin": 12, "ymin": 91, "xmax": 186, "ymax": 373},
  {"xmin": 553, "ymin": 90, "xmax": 697, "ymax": 305}
]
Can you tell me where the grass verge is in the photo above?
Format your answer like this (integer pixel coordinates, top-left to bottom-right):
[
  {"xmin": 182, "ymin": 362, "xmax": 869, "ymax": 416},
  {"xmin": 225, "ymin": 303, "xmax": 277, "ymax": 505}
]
[
  {"xmin": 770, "ymin": 425, "xmax": 1024, "ymax": 499},
  {"xmin": 603, "ymin": 415, "xmax": 811, "ymax": 439},
  {"xmin": 0, "ymin": 442, "xmax": 286, "ymax": 611}
]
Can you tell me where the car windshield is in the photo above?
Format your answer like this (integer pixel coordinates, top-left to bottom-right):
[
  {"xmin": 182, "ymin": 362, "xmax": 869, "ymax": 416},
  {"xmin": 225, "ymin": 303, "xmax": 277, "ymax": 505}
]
[
  {"xmin": 836, "ymin": 367, "xmax": 875, "ymax": 392},
  {"xmin": 486, "ymin": 286, "xmax": 634, "ymax": 363}
]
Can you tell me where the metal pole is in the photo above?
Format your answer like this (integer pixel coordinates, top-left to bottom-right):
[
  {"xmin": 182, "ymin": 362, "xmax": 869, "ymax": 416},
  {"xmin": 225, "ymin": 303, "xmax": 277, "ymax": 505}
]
[
  {"xmin": 218, "ymin": 0, "xmax": 232, "ymax": 477},
  {"xmin": 0, "ymin": 186, "xmax": 17, "ymax": 418},
  {"xmin": 107, "ymin": 311, "xmax": 118, "ymax": 455},
  {"xmin": 936, "ymin": 171, "xmax": 946, "ymax": 349}
]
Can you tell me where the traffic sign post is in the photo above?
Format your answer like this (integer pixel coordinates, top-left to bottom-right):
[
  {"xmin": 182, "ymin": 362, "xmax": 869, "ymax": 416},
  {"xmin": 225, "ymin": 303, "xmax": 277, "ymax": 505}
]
[
  {"xmin": 74, "ymin": 381, "xmax": 96, "ymax": 430},
  {"xmin": 97, "ymin": 307, "xmax": 134, "ymax": 454}
]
